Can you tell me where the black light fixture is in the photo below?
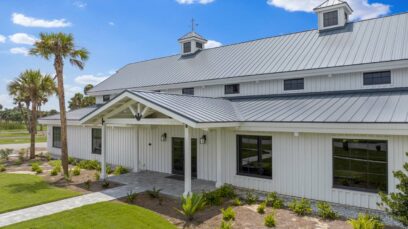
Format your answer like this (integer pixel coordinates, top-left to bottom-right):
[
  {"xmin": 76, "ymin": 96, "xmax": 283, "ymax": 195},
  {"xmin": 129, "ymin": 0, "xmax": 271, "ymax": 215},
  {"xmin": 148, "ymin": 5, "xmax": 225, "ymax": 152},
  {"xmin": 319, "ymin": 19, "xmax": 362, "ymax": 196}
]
[
  {"xmin": 200, "ymin": 135, "xmax": 207, "ymax": 144},
  {"xmin": 161, "ymin": 133, "xmax": 167, "ymax": 142}
]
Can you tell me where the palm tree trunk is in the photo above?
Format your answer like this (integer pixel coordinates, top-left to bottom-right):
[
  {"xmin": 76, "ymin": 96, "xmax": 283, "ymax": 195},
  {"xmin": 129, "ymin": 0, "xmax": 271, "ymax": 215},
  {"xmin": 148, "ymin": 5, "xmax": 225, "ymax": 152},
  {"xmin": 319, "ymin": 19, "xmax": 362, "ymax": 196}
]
[
  {"xmin": 55, "ymin": 56, "xmax": 69, "ymax": 176},
  {"xmin": 29, "ymin": 101, "xmax": 37, "ymax": 159}
]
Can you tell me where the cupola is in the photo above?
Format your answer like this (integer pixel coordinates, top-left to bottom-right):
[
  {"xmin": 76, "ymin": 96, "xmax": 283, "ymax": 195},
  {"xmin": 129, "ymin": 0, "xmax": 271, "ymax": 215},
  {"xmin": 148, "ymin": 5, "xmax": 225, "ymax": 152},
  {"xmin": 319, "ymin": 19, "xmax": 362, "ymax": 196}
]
[
  {"xmin": 178, "ymin": 19, "xmax": 207, "ymax": 55},
  {"xmin": 314, "ymin": 0, "xmax": 353, "ymax": 31}
]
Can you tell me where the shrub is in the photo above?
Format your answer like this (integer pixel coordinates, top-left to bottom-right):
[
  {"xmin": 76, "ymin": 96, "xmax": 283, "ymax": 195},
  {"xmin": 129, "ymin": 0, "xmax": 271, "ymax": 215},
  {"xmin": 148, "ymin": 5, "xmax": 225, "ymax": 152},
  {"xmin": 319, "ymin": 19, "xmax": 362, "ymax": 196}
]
[
  {"xmin": 221, "ymin": 207, "xmax": 236, "ymax": 221},
  {"xmin": 31, "ymin": 162, "xmax": 40, "ymax": 172},
  {"xmin": 317, "ymin": 201, "xmax": 337, "ymax": 220},
  {"xmin": 106, "ymin": 165, "xmax": 113, "ymax": 174},
  {"xmin": 147, "ymin": 186, "xmax": 162, "ymax": 199},
  {"xmin": 378, "ymin": 152, "xmax": 408, "ymax": 226},
  {"xmin": 0, "ymin": 149, "xmax": 13, "ymax": 161},
  {"xmin": 203, "ymin": 190, "xmax": 222, "ymax": 206},
  {"xmin": 232, "ymin": 198, "xmax": 242, "ymax": 206},
  {"xmin": 348, "ymin": 214, "xmax": 384, "ymax": 229},
  {"xmin": 35, "ymin": 167, "xmax": 43, "ymax": 174},
  {"xmin": 68, "ymin": 156, "xmax": 75, "ymax": 165},
  {"xmin": 18, "ymin": 149, "xmax": 26, "ymax": 161},
  {"xmin": 245, "ymin": 191, "xmax": 258, "ymax": 205},
  {"xmin": 177, "ymin": 193, "xmax": 206, "ymax": 221},
  {"xmin": 78, "ymin": 160, "xmax": 100, "ymax": 170},
  {"xmin": 220, "ymin": 220, "xmax": 233, "ymax": 229},
  {"xmin": 94, "ymin": 172, "xmax": 100, "ymax": 181},
  {"xmin": 14, "ymin": 159, "xmax": 23, "ymax": 165},
  {"xmin": 84, "ymin": 179, "xmax": 92, "ymax": 190},
  {"xmin": 71, "ymin": 166, "xmax": 81, "ymax": 176},
  {"xmin": 0, "ymin": 164, "xmax": 6, "ymax": 172},
  {"xmin": 288, "ymin": 198, "xmax": 312, "ymax": 216},
  {"xmin": 257, "ymin": 202, "xmax": 266, "ymax": 214},
  {"xmin": 265, "ymin": 192, "xmax": 284, "ymax": 209},
  {"xmin": 264, "ymin": 213, "xmax": 276, "ymax": 227},
  {"xmin": 126, "ymin": 191, "xmax": 138, "ymax": 203},
  {"xmin": 50, "ymin": 168, "xmax": 58, "ymax": 176},
  {"xmin": 113, "ymin": 165, "xmax": 128, "ymax": 175},
  {"xmin": 49, "ymin": 160, "xmax": 61, "ymax": 168},
  {"xmin": 101, "ymin": 180, "xmax": 110, "ymax": 188},
  {"xmin": 45, "ymin": 152, "xmax": 52, "ymax": 161},
  {"xmin": 218, "ymin": 184, "xmax": 236, "ymax": 199}
]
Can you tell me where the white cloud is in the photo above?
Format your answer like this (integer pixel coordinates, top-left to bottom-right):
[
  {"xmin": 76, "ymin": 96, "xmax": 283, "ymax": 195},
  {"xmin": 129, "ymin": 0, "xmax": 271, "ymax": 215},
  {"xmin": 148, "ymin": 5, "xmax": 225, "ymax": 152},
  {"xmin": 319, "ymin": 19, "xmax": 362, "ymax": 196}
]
[
  {"xmin": 10, "ymin": 47, "xmax": 29, "ymax": 56},
  {"xmin": 12, "ymin": 13, "xmax": 72, "ymax": 28},
  {"xmin": 74, "ymin": 74, "xmax": 108, "ymax": 85},
  {"xmin": 176, "ymin": 0, "xmax": 214, "ymax": 4},
  {"xmin": 0, "ymin": 35, "xmax": 6, "ymax": 43},
  {"xmin": 205, "ymin": 40, "xmax": 222, "ymax": 49},
  {"xmin": 108, "ymin": 21, "xmax": 115, "ymax": 26},
  {"xmin": 266, "ymin": 0, "xmax": 390, "ymax": 20},
  {"xmin": 8, "ymin": 33, "xmax": 37, "ymax": 45},
  {"xmin": 0, "ymin": 94, "xmax": 14, "ymax": 109},
  {"xmin": 73, "ymin": 1, "xmax": 87, "ymax": 8}
]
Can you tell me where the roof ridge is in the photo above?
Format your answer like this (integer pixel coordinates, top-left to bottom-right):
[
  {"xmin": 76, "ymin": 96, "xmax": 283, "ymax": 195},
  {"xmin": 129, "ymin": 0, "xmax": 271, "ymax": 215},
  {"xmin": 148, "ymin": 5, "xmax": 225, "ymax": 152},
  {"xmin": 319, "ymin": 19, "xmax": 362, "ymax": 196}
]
[{"xmin": 130, "ymin": 90, "xmax": 231, "ymax": 101}]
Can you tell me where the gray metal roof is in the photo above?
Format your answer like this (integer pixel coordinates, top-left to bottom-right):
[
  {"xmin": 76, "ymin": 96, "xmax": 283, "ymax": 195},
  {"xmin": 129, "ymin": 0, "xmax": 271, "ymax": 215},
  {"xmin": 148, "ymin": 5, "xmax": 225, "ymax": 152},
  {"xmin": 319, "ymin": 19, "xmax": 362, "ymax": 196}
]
[
  {"xmin": 314, "ymin": 0, "xmax": 347, "ymax": 9},
  {"xmin": 41, "ymin": 106, "xmax": 99, "ymax": 121},
  {"xmin": 90, "ymin": 13, "xmax": 408, "ymax": 93},
  {"xmin": 178, "ymin": 31, "xmax": 207, "ymax": 41}
]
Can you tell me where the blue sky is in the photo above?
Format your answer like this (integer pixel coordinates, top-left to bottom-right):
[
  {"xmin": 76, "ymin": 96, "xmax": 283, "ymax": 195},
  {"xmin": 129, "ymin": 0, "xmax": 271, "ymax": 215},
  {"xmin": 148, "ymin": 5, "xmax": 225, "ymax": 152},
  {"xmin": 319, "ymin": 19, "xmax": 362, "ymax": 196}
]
[{"xmin": 0, "ymin": 0, "xmax": 407, "ymax": 110}]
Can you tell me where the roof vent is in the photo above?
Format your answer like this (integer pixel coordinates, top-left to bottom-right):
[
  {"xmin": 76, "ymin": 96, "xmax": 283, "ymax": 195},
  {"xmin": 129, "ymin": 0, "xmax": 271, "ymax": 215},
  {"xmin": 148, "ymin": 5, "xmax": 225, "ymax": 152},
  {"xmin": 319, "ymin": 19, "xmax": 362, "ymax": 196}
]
[
  {"xmin": 178, "ymin": 19, "xmax": 207, "ymax": 56},
  {"xmin": 314, "ymin": 0, "xmax": 353, "ymax": 32}
]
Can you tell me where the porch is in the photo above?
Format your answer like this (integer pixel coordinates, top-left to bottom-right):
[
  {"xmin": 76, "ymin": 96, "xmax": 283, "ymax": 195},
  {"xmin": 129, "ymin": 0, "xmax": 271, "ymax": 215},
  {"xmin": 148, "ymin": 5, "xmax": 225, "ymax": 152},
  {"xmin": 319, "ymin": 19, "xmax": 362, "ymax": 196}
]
[{"xmin": 107, "ymin": 171, "xmax": 216, "ymax": 197}]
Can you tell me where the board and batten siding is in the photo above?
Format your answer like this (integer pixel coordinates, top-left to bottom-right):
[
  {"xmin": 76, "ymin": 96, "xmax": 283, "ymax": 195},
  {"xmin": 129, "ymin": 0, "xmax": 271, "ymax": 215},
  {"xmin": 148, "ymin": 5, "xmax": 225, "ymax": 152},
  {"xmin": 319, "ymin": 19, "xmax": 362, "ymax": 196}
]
[{"xmin": 222, "ymin": 130, "xmax": 408, "ymax": 210}]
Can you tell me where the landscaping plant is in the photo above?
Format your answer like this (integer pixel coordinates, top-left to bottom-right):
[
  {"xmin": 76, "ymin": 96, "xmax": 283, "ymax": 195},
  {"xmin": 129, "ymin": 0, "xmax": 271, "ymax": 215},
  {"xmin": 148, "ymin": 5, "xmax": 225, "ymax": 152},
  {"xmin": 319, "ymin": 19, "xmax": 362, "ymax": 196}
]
[
  {"xmin": 218, "ymin": 184, "xmax": 236, "ymax": 199},
  {"xmin": 78, "ymin": 160, "xmax": 100, "ymax": 170},
  {"xmin": 94, "ymin": 172, "xmax": 100, "ymax": 181},
  {"xmin": 31, "ymin": 162, "xmax": 41, "ymax": 172},
  {"xmin": 203, "ymin": 190, "xmax": 222, "ymax": 206},
  {"xmin": 348, "ymin": 213, "xmax": 384, "ymax": 229},
  {"xmin": 106, "ymin": 165, "xmax": 113, "ymax": 174},
  {"xmin": 288, "ymin": 198, "xmax": 312, "ymax": 216},
  {"xmin": 147, "ymin": 186, "xmax": 163, "ymax": 204},
  {"xmin": 14, "ymin": 159, "xmax": 23, "ymax": 165},
  {"xmin": 101, "ymin": 180, "xmax": 110, "ymax": 188},
  {"xmin": 257, "ymin": 202, "xmax": 266, "ymax": 214},
  {"xmin": 264, "ymin": 213, "xmax": 276, "ymax": 227},
  {"xmin": 177, "ymin": 193, "xmax": 206, "ymax": 221},
  {"xmin": 265, "ymin": 192, "xmax": 284, "ymax": 208},
  {"xmin": 221, "ymin": 207, "xmax": 236, "ymax": 221},
  {"xmin": 126, "ymin": 190, "xmax": 138, "ymax": 203},
  {"xmin": 113, "ymin": 165, "xmax": 128, "ymax": 175},
  {"xmin": 84, "ymin": 179, "xmax": 92, "ymax": 190},
  {"xmin": 220, "ymin": 220, "xmax": 233, "ymax": 229},
  {"xmin": 0, "ymin": 164, "xmax": 6, "ymax": 172},
  {"xmin": 232, "ymin": 198, "xmax": 242, "ymax": 206},
  {"xmin": 317, "ymin": 201, "xmax": 337, "ymax": 220},
  {"xmin": 378, "ymin": 152, "xmax": 408, "ymax": 226},
  {"xmin": 0, "ymin": 149, "xmax": 13, "ymax": 161},
  {"xmin": 245, "ymin": 191, "xmax": 258, "ymax": 205},
  {"xmin": 35, "ymin": 167, "xmax": 43, "ymax": 174},
  {"xmin": 71, "ymin": 166, "xmax": 81, "ymax": 176}
]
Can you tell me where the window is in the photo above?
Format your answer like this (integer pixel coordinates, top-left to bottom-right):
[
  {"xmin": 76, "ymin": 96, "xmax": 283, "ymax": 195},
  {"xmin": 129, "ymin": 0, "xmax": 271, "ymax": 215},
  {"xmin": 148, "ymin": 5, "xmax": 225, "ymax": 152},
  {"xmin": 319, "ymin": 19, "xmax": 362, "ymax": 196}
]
[
  {"xmin": 92, "ymin": 128, "xmax": 102, "ymax": 154},
  {"xmin": 52, "ymin": 127, "xmax": 61, "ymax": 148},
  {"xmin": 182, "ymin": 88, "xmax": 194, "ymax": 95},
  {"xmin": 103, "ymin": 95, "xmax": 110, "ymax": 102},
  {"xmin": 323, "ymin": 10, "xmax": 339, "ymax": 27},
  {"xmin": 363, "ymin": 71, "xmax": 391, "ymax": 86},
  {"xmin": 237, "ymin": 135, "xmax": 272, "ymax": 179},
  {"xmin": 225, "ymin": 84, "xmax": 240, "ymax": 94},
  {"xmin": 333, "ymin": 139, "xmax": 388, "ymax": 193},
  {"xmin": 183, "ymin": 42, "xmax": 191, "ymax": 53},
  {"xmin": 196, "ymin": 42, "xmax": 203, "ymax": 49},
  {"xmin": 284, "ymin": 78, "xmax": 304, "ymax": 91}
]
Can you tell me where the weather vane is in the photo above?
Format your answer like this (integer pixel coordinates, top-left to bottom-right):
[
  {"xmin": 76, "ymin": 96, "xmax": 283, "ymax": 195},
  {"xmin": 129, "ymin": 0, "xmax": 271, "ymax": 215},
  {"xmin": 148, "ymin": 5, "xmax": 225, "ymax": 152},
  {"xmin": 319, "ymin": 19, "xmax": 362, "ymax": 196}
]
[{"xmin": 191, "ymin": 18, "xmax": 198, "ymax": 32}]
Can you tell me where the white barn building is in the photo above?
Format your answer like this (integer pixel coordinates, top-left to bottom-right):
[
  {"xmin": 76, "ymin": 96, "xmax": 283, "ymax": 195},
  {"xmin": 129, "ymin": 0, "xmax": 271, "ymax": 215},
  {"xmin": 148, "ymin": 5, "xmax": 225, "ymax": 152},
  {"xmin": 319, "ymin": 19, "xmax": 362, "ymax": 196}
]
[{"xmin": 40, "ymin": 0, "xmax": 408, "ymax": 211}]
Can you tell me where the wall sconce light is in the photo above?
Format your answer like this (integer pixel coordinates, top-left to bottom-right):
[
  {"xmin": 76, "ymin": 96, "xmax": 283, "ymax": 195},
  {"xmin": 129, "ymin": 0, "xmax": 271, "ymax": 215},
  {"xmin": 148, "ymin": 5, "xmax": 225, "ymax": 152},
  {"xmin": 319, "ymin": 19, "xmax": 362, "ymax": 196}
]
[
  {"xmin": 200, "ymin": 135, "xmax": 207, "ymax": 144},
  {"xmin": 161, "ymin": 133, "xmax": 167, "ymax": 142}
]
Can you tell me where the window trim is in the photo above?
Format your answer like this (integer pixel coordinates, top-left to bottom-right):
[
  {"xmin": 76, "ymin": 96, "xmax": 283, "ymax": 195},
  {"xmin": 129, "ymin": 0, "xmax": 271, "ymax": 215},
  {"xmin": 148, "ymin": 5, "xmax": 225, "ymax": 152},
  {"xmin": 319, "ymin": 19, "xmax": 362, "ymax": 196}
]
[
  {"xmin": 224, "ymin": 84, "xmax": 240, "ymax": 95},
  {"xmin": 236, "ymin": 135, "xmax": 272, "ymax": 180},
  {"xmin": 52, "ymin": 126, "xmax": 61, "ymax": 149},
  {"xmin": 363, "ymin": 71, "xmax": 391, "ymax": 86},
  {"xmin": 182, "ymin": 87, "xmax": 195, "ymax": 95},
  {"xmin": 183, "ymin": 42, "xmax": 192, "ymax": 53},
  {"xmin": 284, "ymin": 78, "xmax": 304, "ymax": 91},
  {"xmin": 323, "ymin": 10, "xmax": 339, "ymax": 27},
  {"xmin": 331, "ymin": 138, "xmax": 388, "ymax": 194},
  {"xmin": 91, "ymin": 128, "xmax": 102, "ymax": 155}
]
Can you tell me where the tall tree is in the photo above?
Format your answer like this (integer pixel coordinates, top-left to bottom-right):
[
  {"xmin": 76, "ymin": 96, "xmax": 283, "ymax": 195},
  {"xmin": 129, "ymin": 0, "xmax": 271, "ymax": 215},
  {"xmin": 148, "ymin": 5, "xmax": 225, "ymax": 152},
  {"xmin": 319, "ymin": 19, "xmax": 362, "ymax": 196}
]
[
  {"xmin": 8, "ymin": 70, "xmax": 55, "ymax": 159},
  {"xmin": 30, "ymin": 33, "xmax": 89, "ymax": 175},
  {"xmin": 68, "ymin": 93, "xmax": 84, "ymax": 110}
]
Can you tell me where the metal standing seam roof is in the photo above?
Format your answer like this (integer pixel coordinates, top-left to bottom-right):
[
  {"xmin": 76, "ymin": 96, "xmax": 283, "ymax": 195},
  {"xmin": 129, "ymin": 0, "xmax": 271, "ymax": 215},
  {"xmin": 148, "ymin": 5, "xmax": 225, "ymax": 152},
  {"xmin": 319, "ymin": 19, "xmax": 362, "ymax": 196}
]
[
  {"xmin": 40, "ymin": 106, "xmax": 99, "ymax": 121},
  {"xmin": 90, "ymin": 13, "xmax": 408, "ymax": 93},
  {"xmin": 314, "ymin": 0, "xmax": 348, "ymax": 9}
]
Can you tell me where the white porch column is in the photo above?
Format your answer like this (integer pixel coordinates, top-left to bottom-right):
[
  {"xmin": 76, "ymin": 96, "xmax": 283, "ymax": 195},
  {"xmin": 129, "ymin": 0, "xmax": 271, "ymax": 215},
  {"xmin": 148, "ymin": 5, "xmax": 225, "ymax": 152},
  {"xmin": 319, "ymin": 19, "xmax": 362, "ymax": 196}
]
[
  {"xmin": 100, "ymin": 120, "xmax": 107, "ymax": 180},
  {"xmin": 216, "ymin": 128, "xmax": 224, "ymax": 187},
  {"xmin": 184, "ymin": 125, "xmax": 192, "ymax": 196}
]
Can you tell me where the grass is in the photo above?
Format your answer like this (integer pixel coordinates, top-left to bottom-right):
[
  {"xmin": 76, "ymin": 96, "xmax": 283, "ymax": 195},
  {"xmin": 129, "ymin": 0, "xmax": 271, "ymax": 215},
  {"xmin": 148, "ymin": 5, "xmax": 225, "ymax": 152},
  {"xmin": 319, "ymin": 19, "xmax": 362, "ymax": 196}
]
[
  {"xmin": 0, "ymin": 127, "xmax": 47, "ymax": 145},
  {"xmin": 0, "ymin": 174, "xmax": 80, "ymax": 213},
  {"xmin": 0, "ymin": 136, "xmax": 47, "ymax": 145},
  {"xmin": 4, "ymin": 202, "xmax": 177, "ymax": 229}
]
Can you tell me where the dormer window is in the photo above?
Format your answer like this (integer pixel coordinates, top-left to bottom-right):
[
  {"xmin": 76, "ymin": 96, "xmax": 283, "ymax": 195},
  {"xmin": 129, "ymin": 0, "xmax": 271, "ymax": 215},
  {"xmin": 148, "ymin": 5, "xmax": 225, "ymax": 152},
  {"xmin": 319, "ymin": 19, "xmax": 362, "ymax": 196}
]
[
  {"xmin": 178, "ymin": 20, "xmax": 208, "ymax": 56},
  {"xmin": 323, "ymin": 10, "xmax": 338, "ymax": 27},
  {"xmin": 183, "ymin": 42, "xmax": 192, "ymax": 54},
  {"xmin": 196, "ymin": 42, "xmax": 203, "ymax": 49}
]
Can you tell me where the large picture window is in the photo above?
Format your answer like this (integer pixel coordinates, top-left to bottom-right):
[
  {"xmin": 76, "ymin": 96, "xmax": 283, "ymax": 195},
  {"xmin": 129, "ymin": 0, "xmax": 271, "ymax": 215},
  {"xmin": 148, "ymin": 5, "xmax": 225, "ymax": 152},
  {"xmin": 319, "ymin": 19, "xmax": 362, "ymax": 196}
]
[
  {"xmin": 333, "ymin": 139, "xmax": 388, "ymax": 193},
  {"xmin": 92, "ymin": 128, "xmax": 102, "ymax": 154},
  {"xmin": 52, "ymin": 126, "xmax": 61, "ymax": 148},
  {"xmin": 237, "ymin": 135, "xmax": 272, "ymax": 179}
]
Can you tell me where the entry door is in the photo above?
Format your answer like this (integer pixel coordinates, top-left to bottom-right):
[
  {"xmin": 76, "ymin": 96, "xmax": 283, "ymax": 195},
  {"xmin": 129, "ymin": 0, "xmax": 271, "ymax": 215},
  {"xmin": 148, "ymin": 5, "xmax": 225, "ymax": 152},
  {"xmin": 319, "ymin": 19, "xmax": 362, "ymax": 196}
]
[{"xmin": 172, "ymin": 137, "xmax": 197, "ymax": 177}]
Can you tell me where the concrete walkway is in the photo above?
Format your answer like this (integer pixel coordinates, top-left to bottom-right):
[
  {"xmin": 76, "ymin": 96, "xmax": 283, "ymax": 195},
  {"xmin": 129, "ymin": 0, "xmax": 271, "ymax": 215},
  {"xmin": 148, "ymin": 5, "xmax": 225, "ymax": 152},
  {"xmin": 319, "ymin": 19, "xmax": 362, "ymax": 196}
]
[{"xmin": 0, "ymin": 184, "xmax": 143, "ymax": 227}]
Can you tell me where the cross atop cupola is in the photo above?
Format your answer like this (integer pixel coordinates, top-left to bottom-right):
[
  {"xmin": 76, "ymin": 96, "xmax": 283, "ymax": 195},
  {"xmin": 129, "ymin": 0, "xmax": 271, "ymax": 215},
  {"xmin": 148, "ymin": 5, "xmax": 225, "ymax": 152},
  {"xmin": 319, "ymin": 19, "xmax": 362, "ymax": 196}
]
[
  {"xmin": 178, "ymin": 19, "xmax": 208, "ymax": 56},
  {"xmin": 314, "ymin": 0, "xmax": 353, "ymax": 31}
]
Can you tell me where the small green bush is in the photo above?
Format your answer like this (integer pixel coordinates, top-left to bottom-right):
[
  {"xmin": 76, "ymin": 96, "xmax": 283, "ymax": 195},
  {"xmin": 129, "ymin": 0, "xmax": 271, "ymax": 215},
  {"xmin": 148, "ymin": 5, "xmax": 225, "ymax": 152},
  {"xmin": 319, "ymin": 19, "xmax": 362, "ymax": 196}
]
[
  {"xmin": 35, "ymin": 167, "xmax": 43, "ymax": 174},
  {"xmin": 126, "ymin": 191, "xmax": 138, "ymax": 203},
  {"xmin": 0, "ymin": 164, "xmax": 6, "ymax": 172},
  {"xmin": 257, "ymin": 202, "xmax": 266, "ymax": 214},
  {"xmin": 106, "ymin": 165, "xmax": 113, "ymax": 174},
  {"xmin": 221, "ymin": 207, "xmax": 236, "ymax": 221},
  {"xmin": 68, "ymin": 156, "xmax": 75, "ymax": 165},
  {"xmin": 71, "ymin": 166, "xmax": 81, "ymax": 176},
  {"xmin": 78, "ymin": 160, "xmax": 100, "ymax": 170},
  {"xmin": 18, "ymin": 149, "xmax": 26, "ymax": 161},
  {"xmin": 113, "ymin": 165, "xmax": 128, "ymax": 175},
  {"xmin": 84, "ymin": 179, "xmax": 92, "ymax": 190},
  {"xmin": 245, "ymin": 191, "xmax": 258, "ymax": 205},
  {"xmin": 31, "ymin": 162, "xmax": 40, "ymax": 172},
  {"xmin": 232, "ymin": 198, "xmax": 242, "ymax": 206},
  {"xmin": 264, "ymin": 214, "xmax": 276, "ymax": 227},
  {"xmin": 94, "ymin": 172, "xmax": 100, "ymax": 181},
  {"xmin": 14, "ymin": 159, "xmax": 23, "ymax": 165},
  {"xmin": 101, "ymin": 180, "xmax": 110, "ymax": 188},
  {"xmin": 220, "ymin": 220, "xmax": 233, "ymax": 229},
  {"xmin": 50, "ymin": 167, "xmax": 59, "ymax": 176},
  {"xmin": 266, "ymin": 192, "xmax": 284, "ymax": 208},
  {"xmin": 44, "ymin": 152, "xmax": 52, "ymax": 161},
  {"xmin": 147, "ymin": 186, "xmax": 162, "ymax": 199},
  {"xmin": 0, "ymin": 149, "xmax": 13, "ymax": 161},
  {"xmin": 288, "ymin": 198, "xmax": 312, "ymax": 216},
  {"xmin": 48, "ymin": 160, "xmax": 61, "ymax": 168},
  {"xmin": 203, "ymin": 190, "xmax": 222, "ymax": 206},
  {"xmin": 218, "ymin": 184, "xmax": 236, "ymax": 199},
  {"xmin": 317, "ymin": 201, "xmax": 337, "ymax": 220},
  {"xmin": 177, "ymin": 193, "xmax": 206, "ymax": 221},
  {"xmin": 348, "ymin": 213, "xmax": 384, "ymax": 229}
]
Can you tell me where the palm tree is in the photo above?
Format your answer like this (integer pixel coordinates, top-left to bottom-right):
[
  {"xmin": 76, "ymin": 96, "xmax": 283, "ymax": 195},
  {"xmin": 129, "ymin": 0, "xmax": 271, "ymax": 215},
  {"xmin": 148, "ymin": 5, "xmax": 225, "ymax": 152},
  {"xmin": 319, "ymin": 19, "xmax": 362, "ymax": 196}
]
[
  {"xmin": 30, "ymin": 33, "xmax": 89, "ymax": 175},
  {"xmin": 8, "ymin": 70, "xmax": 55, "ymax": 159},
  {"xmin": 68, "ymin": 93, "xmax": 84, "ymax": 110}
]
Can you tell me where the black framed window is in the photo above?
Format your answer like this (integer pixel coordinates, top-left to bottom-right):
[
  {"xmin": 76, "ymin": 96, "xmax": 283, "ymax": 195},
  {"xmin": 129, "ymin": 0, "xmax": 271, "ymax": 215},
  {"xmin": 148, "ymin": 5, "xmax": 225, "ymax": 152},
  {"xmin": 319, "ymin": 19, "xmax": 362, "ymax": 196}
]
[
  {"xmin": 182, "ymin": 88, "xmax": 194, "ymax": 95},
  {"xmin": 92, "ymin": 128, "xmax": 102, "ymax": 154},
  {"xmin": 196, "ymin": 42, "xmax": 203, "ymax": 49},
  {"xmin": 103, "ymin": 95, "xmax": 110, "ymax": 102},
  {"xmin": 363, "ymin": 71, "xmax": 391, "ymax": 85},
  {"xmin": 284, "ymin": 78, "xmax": 304, "ymax": 91},
  {"xmin": 183, "ymin": 42, "xmax": 191, "ymax": 53},
  {"xmin": 333, "ymin": 139, "xmax": 388, "ymax": 193},
  {"xmin": 237, "ymin": 135, "xmax": 272, "ymax": 179},
  {"xmin": 323, "ymin": 10, "xmax": 339, "ymax": 27},
  {"xmin": 225, "ymin": 84, "xmax": 240, "ymax": 94},
  {"xmin": 52, "ymin": 126, "xmax": 61, "ymax": 148}
]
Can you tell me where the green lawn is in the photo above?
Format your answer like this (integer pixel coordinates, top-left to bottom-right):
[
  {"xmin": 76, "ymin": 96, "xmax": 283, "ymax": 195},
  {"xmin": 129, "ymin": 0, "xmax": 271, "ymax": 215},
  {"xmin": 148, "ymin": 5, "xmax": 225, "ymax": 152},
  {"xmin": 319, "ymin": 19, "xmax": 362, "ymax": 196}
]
[
  {"xmin": 5, "ymin": 202, "xmax": 177, "ymax": 229},
  {"xmin": 0, "ymin": 136, "xmax": 47, "ymax": 145},
  {"xmin": 0, "ymin": 174, "xmax": 80, "ymax": 213}
]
